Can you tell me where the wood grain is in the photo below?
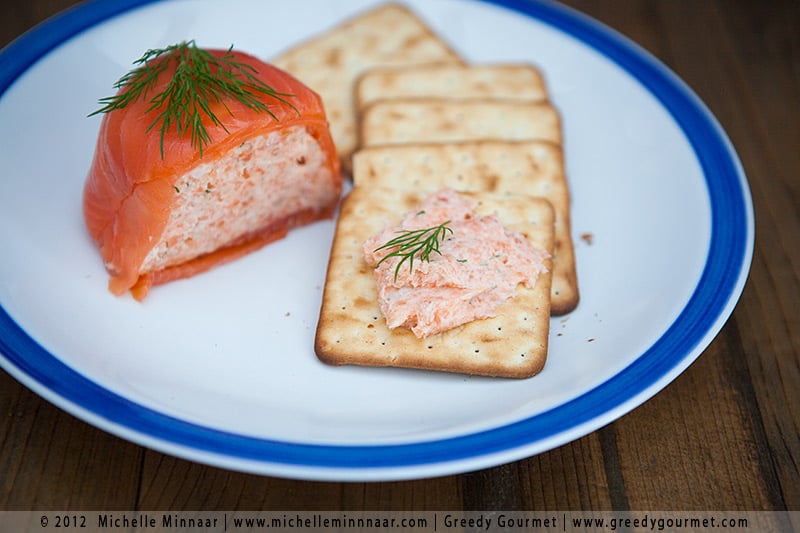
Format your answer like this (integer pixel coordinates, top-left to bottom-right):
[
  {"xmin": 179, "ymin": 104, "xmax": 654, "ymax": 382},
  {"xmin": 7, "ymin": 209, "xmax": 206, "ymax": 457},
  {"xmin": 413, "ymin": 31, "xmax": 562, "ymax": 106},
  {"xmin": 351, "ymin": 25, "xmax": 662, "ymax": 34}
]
[
  {"xmin": 0, "ymin": 0, "xmax": 797, "ymax": 513},
  {"xmin": 0, "ymin": 372, "xmax": 143, "ymax": 510}
]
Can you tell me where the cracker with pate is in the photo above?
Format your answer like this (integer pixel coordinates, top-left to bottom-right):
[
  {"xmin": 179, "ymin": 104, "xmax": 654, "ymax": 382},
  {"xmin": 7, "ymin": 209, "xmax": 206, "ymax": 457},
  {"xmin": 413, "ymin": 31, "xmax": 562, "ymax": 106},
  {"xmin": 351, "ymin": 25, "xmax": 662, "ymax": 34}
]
[
  {"xmin": 271, "ymin": 3, "xmax": 464, "ymax": 172},
  {"xmin": 351, "ymin": 140, "xmax": 578, "ymax": 314},
  {"xmin": 315, "ymin": 186, "xmax": 554, "ymax": 378}
]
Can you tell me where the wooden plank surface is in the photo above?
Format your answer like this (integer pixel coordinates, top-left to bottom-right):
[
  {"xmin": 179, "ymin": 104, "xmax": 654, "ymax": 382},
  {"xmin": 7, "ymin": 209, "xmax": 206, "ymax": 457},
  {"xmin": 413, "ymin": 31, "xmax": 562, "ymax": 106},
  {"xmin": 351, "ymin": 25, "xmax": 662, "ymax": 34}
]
[{"xmin": 0, "ymin": 0, "xmax": 797, "ymax": 514}]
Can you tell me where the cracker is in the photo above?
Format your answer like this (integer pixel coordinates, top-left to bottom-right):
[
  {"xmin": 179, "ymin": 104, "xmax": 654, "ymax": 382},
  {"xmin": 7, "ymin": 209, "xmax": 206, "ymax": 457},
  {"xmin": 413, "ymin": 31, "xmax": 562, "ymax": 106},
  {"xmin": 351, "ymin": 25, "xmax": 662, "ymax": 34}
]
[
  {"xmin": 355, "ymin": 63, "xmax": 549, "ymax": 111},
  {"xmin": 352, "ymin": 140, "xmax": 578, "ymax": 314},
  {"xmin": 315, "ymin": 186, "xmax": 554, "ymax": 378},
  {"xmin": 271, "ymin": 3, "xmax": 464, "ymax": 172},
  {"xmin": 359, "ymin": 99, "xmax": 562, "ymax": 147}
]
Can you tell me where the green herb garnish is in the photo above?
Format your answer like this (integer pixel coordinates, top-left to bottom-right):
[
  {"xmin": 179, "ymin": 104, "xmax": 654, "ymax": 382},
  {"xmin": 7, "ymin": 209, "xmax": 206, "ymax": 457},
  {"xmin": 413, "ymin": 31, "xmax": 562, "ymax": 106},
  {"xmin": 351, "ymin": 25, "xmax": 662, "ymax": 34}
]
[
  {"xmin": 374, "ymin": 221, "xmax": 453, "ymax": 281},
  {"xmin": 89, "ymin": 40, "xmax": 295, "ymax": 158}
]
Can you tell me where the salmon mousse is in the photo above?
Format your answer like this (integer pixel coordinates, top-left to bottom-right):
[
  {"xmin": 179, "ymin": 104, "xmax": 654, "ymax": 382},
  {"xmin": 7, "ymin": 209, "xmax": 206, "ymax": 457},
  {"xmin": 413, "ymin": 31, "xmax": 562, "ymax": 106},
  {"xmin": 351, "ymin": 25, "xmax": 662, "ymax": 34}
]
[
  {"xmin": 363, "ymin": 188, "xmax": 550, "ymax": 338},
  {"xmin": 83, "ymin": 41, "xmax": 341, "ymax": 300}
]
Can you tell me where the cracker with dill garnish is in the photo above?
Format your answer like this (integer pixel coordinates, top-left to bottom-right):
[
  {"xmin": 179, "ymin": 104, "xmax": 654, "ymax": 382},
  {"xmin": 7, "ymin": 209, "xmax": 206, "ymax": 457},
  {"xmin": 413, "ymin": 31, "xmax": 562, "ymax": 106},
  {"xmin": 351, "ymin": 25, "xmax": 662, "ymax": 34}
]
[
  {"xmin": 315, "ymin": 186, "xmax": 554, "ymax": 379},
  {"xmin": 352, "ymin": 140, "xmax": 578, "ymax": 315}
]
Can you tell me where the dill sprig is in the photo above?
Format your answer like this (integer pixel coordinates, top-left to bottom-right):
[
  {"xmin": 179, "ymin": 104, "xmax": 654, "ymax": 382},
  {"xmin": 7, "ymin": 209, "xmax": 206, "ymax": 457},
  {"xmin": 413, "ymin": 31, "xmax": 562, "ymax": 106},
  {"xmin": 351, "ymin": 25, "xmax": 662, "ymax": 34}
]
[
  {"xmin": 89, "ymin": 40, "xmax": 296, "ymax": 158},
  {"xmin": 374, "ymin": 221, "xmax": 453, "ymax": 281}
]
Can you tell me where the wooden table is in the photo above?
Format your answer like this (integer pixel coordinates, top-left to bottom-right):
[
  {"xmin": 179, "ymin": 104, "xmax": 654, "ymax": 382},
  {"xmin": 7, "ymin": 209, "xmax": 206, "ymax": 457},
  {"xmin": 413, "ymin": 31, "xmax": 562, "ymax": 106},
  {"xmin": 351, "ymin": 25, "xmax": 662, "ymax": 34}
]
[{"xmin": 1, "ymin": 0, "xmax": 797, "ymax": 514}]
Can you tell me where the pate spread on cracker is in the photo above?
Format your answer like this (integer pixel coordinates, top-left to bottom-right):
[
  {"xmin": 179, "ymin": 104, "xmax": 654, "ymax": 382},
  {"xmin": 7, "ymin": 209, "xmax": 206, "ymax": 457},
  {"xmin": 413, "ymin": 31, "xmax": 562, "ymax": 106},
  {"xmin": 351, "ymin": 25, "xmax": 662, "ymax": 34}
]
[{"xmin": 363, "ymin": 188, "xmax": 550, "ymax": 339}]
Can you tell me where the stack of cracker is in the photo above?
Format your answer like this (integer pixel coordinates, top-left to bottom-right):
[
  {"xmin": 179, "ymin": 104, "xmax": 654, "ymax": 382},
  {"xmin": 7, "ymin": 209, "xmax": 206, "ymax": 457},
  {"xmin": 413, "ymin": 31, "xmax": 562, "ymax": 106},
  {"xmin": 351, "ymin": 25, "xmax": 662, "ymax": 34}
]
[{"xmin": 274, "ymin": 3, "xmax": 578, "ymax": 378}]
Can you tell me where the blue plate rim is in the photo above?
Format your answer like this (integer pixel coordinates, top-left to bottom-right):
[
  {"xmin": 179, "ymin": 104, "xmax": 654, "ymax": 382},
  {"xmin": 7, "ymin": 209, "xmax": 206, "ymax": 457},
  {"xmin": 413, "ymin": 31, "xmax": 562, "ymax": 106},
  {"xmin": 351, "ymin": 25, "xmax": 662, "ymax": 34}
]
[{"xmin": 0, "ymin": 0, "xmax": 753, "ymax": 479}]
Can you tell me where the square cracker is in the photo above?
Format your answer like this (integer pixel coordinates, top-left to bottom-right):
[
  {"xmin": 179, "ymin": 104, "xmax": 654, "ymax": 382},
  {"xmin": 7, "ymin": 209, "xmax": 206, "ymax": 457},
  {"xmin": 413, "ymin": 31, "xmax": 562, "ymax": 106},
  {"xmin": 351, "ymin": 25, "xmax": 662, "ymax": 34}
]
[
  {"xmin": 271, "ymin": 3, "xmax": 464, "ymax": 171},
  {"xmin": 315, "ymin": 186, "xmax": 554, "ymax": 379},
  {"xmin": 355, "ymin": 63, "xmax": 549, "ymax": 111},
  {"xmin": 359, "ymin": 99, "xmax": 562, "ymax": 147},
  {"xmin": 352, "ymin": 140, "xmax": 578, "ymax": 315}
]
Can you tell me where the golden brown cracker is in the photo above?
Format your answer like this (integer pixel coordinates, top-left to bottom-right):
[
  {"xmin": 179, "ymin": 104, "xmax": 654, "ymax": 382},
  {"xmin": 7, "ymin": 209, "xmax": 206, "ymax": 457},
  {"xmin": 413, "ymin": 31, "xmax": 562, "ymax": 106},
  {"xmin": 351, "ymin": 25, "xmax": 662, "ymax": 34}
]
[
  {"xmin": 359, "ymin": 98, "xmax": 562, "ymax": 147},
  {"xmin": 315, "ymin": 186, "xmax": 554, "ymax": 378},
  {"xmin": 355, "ymin": 63, "xmax": 549, "ymax": 111},
  {"xmin": 271, "ymin": 3, "xmax": 464, "ymax": 172}
]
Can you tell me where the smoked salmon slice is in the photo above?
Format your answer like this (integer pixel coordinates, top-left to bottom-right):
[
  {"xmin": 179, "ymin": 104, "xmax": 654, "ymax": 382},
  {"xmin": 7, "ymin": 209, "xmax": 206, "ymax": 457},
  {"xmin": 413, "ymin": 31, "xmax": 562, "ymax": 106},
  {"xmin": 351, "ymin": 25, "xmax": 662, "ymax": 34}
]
[{"xmin": 83, "ymin": 46, "xmax": 342, "ymax": 299}]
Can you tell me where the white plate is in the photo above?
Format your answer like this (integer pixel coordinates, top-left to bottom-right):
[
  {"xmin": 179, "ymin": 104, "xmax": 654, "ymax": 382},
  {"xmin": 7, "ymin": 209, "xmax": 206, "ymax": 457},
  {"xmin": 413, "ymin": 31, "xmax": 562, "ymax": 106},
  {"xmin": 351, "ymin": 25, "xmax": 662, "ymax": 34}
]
[{"xmin": 0, "ymin": 0, "xmax": 753, "ymax": 480}]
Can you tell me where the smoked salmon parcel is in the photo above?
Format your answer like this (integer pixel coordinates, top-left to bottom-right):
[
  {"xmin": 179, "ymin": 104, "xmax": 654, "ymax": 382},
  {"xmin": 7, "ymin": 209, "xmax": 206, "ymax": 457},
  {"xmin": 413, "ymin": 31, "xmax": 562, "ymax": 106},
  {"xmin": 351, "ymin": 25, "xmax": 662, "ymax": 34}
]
[{"xmin": 83, "ymin": 42, "xmax": 341, "ymax": 300}]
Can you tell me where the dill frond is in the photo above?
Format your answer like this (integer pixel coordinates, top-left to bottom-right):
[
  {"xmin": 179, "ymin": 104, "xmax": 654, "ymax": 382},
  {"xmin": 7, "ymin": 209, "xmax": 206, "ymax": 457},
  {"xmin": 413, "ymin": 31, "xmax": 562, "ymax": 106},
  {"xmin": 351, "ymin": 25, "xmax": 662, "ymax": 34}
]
[
  {"xmin": 374, "ymin": 221, "xmax": 453, "ymax": 281},
  {"xmin": 89, "ymin": 40, "xmax": 295, "ymax": 158}
]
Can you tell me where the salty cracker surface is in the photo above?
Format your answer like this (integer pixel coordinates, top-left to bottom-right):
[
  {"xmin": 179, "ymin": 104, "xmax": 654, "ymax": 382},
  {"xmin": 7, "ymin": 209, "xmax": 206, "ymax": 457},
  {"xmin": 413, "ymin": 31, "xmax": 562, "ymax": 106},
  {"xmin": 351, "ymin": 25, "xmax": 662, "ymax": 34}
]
[
  {"xmin": 315, "ymin": 186, "xmax": 554, "ymax": 379},
  {"xmin": 352, "ymin": 140, "xmax": 578, "ymax": 315},
  {"xmin": 271, "ymin": 3, "xmax": 464, "ymax": 170},
  {"xmin": 355, "ymin": 63, "xmax": 549, "ymax": 111},
  {"xmin": 359, "ymin": 99, "xmax": 562, "ymax": 147}
]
